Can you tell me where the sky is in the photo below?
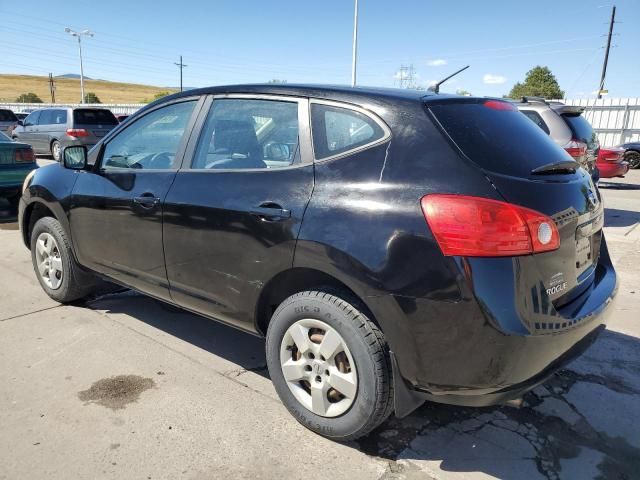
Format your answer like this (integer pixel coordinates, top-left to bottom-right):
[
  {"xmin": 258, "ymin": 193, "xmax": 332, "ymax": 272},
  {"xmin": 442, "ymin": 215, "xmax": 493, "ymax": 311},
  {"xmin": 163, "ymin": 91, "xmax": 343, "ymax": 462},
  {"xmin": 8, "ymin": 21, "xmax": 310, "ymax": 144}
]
[{"xmin": 1, "ymin": 0, "xmax": 638, "ymax": 98}]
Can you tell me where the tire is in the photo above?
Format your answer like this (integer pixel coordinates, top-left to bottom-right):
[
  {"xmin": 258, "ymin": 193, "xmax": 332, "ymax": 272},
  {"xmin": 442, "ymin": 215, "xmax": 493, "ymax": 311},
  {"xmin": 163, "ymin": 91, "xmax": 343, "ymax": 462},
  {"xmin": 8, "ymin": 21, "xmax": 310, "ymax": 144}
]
[
  {"xmin": 30, "ymin": 217, "xmax": 97, "ymax": 303},
  {"xmin": 265, "ymin": 290, "xmax": 393, "ymax": 441},
  {"xmin": 51, "ymin": 140, "xmax": 61, "ymax": 162},
  {"xmin": 625, "ymin": 150, "xmax": 640, "ymax": 169}
]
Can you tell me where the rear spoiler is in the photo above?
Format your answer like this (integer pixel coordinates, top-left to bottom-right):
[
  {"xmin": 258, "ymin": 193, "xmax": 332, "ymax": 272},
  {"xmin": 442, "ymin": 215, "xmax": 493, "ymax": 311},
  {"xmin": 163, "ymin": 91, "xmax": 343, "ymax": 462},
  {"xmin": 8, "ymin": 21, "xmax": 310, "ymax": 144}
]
[{"xmin": 549, "ymin": 104, "xmax": 584, "ymax": 116}]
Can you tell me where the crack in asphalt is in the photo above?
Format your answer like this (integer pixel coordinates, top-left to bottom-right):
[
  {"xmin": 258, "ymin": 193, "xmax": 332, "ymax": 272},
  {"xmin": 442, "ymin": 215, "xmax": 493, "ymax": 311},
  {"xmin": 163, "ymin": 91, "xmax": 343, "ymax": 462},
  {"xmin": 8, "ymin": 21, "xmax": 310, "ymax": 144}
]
[{"xmin": 0, "ymin": 304, "xmax": 63, "ymax": 322}]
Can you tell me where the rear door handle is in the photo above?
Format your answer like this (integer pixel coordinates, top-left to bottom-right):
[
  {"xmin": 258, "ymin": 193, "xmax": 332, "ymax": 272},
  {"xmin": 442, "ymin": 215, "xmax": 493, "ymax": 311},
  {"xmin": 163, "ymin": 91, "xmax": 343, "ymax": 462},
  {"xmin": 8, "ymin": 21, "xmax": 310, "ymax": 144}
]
[
  {"xmin": 133, "ymin": 193, "xmax": 160, "ymax": 209},
  {"xmin": 250, "ymin": 202, "xmax": 291, "ymax": 221}
]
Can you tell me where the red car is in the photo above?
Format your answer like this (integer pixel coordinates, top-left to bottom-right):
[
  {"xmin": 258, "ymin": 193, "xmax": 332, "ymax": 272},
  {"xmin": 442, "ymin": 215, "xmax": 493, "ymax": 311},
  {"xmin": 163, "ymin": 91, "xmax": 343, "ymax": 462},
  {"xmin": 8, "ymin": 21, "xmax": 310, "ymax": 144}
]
[{"xmin": 596, "ymin": 147, "xmax": 629, "ymax": 178}]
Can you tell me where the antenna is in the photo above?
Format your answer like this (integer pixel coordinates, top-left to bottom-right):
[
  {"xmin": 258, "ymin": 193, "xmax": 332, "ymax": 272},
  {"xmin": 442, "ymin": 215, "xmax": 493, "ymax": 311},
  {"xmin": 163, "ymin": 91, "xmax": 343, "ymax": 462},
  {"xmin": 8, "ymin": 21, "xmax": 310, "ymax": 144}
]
[{"xmin": 429, "ymin": 65, "xmax": 470, "ymax": 94}]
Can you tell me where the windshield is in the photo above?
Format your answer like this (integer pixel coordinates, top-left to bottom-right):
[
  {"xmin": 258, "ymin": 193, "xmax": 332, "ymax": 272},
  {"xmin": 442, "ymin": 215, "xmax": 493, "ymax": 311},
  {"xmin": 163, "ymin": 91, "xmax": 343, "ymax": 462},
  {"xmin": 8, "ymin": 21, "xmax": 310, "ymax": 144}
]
[
  {"xmin": 73, "ymin": 109, "xmax": 118, "ymax": 125},
  {"xmin": 429, "ymin": 99, "xmax": 573, "ymax": 177}
]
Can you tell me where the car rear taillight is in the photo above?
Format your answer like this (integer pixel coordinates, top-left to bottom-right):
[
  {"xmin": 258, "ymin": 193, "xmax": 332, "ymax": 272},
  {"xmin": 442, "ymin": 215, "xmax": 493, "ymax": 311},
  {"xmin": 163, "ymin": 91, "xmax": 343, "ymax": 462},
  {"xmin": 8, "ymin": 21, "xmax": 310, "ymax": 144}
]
[
  {"xmin": 564, "ymin": 139, "xmax": 587, "ymax": 160},
  {"xmin": 597, "ymin": 147, "xmax": 624, "ymax": 163},
  {"xmin": 15, "ymin": 147, "xmax": 36, "ymax": 163},
  {"xmin": 483, "ymin": 100, "xmax": 518, "ymax": 111},
  {"xmin": 66, "ymin": 128, "xmax": 89, "ymax": 138},
  {"xmin": 421, "ymin": 194, "xmax": 560, "ymax": 257}
]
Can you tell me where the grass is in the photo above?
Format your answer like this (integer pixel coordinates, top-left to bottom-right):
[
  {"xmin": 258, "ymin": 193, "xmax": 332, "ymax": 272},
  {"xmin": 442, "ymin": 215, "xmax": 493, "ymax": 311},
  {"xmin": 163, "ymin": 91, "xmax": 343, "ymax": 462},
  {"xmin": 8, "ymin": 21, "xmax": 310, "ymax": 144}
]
[{"xmin": 0, "ymin": 74, "xmax": 177, "ymax": 104}]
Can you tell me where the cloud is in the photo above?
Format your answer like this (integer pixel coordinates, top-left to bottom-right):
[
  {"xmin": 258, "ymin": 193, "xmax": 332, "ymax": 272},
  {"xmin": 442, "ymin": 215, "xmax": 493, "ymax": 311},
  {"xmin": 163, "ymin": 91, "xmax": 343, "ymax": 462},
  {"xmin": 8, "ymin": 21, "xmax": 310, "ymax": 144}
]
[
  {"xmin": 427, "ymin": 59, "xmax": 447, "ymax": 67},
  {"xmin": 483, "ymin": 74, "xmax": 507, "ymax": 85}
]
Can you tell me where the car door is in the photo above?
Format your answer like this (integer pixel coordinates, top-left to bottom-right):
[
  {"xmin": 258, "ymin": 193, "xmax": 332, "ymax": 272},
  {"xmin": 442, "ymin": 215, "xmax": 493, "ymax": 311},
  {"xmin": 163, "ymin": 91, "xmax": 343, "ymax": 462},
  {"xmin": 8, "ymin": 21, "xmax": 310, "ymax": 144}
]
[
  {"xmin": 68, "ymin": 96, "xmax": 204, "ymax": 299},
  {"xmin": 19, "ymin": 111, "xmax": 40, "ymax": 147},
  {"xmin": 34, "ymin": 109, "xmax": 53, "ymax": 153},
  {"xmin": 163, "ymin": 95, "xmax": 314, "ymax": 331}
]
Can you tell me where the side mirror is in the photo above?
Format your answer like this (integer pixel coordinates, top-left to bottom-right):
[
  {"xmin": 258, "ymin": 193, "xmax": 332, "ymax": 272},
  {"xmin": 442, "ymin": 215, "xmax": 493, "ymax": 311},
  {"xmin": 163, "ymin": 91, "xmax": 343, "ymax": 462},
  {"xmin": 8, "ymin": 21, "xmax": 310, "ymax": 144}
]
[
  {"xmin": 63, "ymin": 145, "xmax": 88, "ymax": 170},
  {"xmin": 16, "ymin": 120, "xmax": 24, "ymax": 127},
  {"xmin": 265, "ymin": 143, "xmax": 291, "ymax": 161}
]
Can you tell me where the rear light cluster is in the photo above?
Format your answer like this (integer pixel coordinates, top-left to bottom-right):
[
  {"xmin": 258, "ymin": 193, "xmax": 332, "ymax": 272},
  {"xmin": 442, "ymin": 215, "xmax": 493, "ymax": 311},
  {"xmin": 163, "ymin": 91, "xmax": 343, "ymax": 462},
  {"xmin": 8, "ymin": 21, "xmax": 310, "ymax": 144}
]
[
  {"xmin": 14, "ymin": 147, "xmax": 36, "ymax": 163},
  {"xmin": 597, "ymin": 147, "xmax": 624, "ymax": 163},
  {"xmin": 563, "ymin": 139, "xmax": 587, "ymax": 160},
  {"xmin": 66, "ymin": 128, "xmax": 89, "ymax": 138},
  {"xmin": 421, "ymin": 194, "xmax": 560, "ymax": 257}
]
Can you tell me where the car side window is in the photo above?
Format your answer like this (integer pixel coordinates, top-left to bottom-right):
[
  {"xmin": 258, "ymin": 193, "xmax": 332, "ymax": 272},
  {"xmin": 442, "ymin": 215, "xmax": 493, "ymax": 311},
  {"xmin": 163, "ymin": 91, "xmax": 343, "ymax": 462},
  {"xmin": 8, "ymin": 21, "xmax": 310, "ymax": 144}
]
[
  {"xmin": 24, "ymin": 111, "xmax": 40, "ymax": 127},
  {"xmin": 53, "ymin": 110, "xmax": 67, "ymax": 125},
  {"xmin": 192, "ymin": 98, "xmax": 300, "ymax": 170},
  {"xmin": 311, "ymin": 104, "xmax": 386, "ymax": 160},
  {"xmin": 520, "ymin": 110, "xmax": 550, "ymax": 134},
  {"xmin": 101, "ymin": 101, "xmax": 196, "ymax": 171},
  {"xmin": 39, "ymin": 110, "xmax": 53, "ymax": 125}
]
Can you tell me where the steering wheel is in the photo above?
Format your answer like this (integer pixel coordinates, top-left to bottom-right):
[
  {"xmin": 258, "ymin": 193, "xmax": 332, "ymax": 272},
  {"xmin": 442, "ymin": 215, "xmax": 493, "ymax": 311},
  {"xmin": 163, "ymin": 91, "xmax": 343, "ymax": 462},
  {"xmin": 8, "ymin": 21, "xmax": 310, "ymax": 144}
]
[{"xmin": 148, "ymin": 152, "xmax": 172, "ymax": 169}]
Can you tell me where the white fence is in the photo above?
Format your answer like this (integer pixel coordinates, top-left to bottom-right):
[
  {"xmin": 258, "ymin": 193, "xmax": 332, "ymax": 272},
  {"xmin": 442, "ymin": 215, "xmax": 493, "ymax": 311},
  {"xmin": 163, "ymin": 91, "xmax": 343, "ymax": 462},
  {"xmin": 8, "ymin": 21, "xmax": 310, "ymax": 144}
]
[
  {"xmin": 563, "ymin": 97, "xmax": 640, "ymax": 147},
  {"xmin": 0, "ymin": 103, "xmax": 144, "ymax": 115}
]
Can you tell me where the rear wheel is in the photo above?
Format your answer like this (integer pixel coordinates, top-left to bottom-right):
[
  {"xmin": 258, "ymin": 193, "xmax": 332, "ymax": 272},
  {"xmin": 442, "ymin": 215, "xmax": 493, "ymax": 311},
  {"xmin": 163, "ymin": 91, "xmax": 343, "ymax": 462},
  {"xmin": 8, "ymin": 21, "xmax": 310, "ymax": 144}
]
[
  {"xmin": 625, "ymin": 150, "xmax": 640, "ymax": 169},
  {"xmin": 265, "ymin": 290, "xmax": 393, "ymax": 441},
  {"xmin": 51, "ymin": 140, "xmax": 61, "ymax": 162},
  {"xmin": 30, "ymin": 217, "xmax": 97, "ymax": 302}
]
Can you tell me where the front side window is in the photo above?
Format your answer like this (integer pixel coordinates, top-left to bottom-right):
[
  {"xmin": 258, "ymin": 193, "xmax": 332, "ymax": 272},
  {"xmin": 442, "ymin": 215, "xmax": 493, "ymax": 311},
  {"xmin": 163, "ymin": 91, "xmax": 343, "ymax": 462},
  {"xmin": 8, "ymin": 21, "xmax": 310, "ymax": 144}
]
[
  {"xmin": 311, "ymin": 104, "xmax": 386, "ymax": 160},
  {"xmin": 192, "ymin": 99, "xmax": 300, "ymax": 170},
  {"xmin": 102, "ymin": 101, "xmax": 196, "ymax": 170},
  {"xmin": 24, "ymin": 111, "xmax": 40, "ymax": 127}
]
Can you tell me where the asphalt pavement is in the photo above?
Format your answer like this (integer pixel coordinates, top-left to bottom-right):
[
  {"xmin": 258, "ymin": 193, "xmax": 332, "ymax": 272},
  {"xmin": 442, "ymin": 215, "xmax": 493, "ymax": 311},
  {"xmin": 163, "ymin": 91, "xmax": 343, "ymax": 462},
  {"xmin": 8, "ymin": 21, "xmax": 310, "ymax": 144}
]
[{"xmin": 1, "ymin": 161, "xmax": 639, "ymax": 480}]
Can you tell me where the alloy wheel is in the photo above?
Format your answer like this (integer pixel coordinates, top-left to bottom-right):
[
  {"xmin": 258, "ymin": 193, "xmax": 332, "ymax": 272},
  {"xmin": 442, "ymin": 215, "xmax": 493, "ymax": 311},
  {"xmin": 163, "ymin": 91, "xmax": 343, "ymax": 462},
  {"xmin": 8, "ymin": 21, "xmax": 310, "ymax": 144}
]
[
  {"xmin": 35, "ymin": 232, "xmax": 63, "ymax": 290},
  {"xmin": 279, "ymin": 318, "xmax": 358, "ymax": 417}
]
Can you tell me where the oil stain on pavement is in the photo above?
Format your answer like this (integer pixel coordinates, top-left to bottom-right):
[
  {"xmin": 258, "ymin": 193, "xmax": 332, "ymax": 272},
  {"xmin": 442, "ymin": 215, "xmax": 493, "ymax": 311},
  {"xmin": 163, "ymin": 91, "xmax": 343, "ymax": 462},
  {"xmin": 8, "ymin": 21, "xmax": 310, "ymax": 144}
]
[{"xmin": 78, "ymin": 375, "xmax": 155, "ymax": 410}]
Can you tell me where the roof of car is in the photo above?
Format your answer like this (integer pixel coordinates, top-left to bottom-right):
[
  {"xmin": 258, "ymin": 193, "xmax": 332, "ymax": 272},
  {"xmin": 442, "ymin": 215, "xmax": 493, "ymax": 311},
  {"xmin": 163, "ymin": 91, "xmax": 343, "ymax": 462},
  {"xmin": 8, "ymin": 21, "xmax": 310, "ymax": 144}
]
[{"xmin": 167, "ymin": 83, "xmax": 446, "ymax": 103}]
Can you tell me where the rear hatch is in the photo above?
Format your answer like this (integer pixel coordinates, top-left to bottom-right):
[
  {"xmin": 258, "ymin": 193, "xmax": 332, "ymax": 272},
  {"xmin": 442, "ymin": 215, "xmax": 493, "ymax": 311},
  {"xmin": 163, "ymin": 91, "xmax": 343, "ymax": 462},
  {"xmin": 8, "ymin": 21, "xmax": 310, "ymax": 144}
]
[
  {"xmin": 0, "ymin": 109, "xmax": 18, "ymax": 134},
  {"xmin": 72, "ymin": 109, "xmax": 118, "ymax": 141},
  {"xmin": 554, "ymin": 105, "xmax": 600, "ymax": 173},
  {"xmin": 427, "ymin": 97, "xmax": 603, "ymax": 308}
]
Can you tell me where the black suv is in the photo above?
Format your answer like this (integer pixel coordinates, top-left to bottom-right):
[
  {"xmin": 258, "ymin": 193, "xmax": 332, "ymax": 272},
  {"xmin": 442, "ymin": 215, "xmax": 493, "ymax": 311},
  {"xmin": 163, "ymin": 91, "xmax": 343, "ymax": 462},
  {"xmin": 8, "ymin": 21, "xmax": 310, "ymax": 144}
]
[{"xmin": 19, "ymin": 85, "xmax": 617, "ymax": 440}]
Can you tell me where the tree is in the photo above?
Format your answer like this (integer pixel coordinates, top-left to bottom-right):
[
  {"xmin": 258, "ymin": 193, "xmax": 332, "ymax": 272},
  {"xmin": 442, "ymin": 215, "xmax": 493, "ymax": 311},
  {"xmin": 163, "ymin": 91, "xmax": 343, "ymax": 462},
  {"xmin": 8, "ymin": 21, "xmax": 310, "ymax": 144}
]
[
  {"xmin": 141, "ymin": 91, "xmax": 173, "ymax": 103},
  {"xmin": 16, "ymin": 92, "xmax": 43, "ymax": 103},
  {"xmin": 84, "ymin": 92, "xmax": 101, "ymax": 104},
  {"xmin": 507, "ymin": 66, "xmax": 564, "ymax": 100},
  {"xmin": 268, "ymin": 79, "xmax": 287, "ymax": 84},
  {"xmin": 456, "ymin": 89, "xmax": 472, "ymax": 96}
]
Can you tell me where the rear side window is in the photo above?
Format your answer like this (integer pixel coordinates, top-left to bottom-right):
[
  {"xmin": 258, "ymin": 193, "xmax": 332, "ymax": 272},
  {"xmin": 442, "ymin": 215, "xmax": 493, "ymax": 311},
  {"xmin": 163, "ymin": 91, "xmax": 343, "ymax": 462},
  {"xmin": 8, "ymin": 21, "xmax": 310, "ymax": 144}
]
[
  {"xmin": 520, "ymin": 110, "xmax": 550, "ymax": 134},
  {"xmin": 73, "ymin": 109, "xmax": 118, "ymax": 125},
  {"xmin": 563, "ymin": 115, "xmax": 596, "ymax": 144},
  {"xmin": 311, "ymin": 104, "xmax": 386, "ymax": 160},
  {"xmin": 429, "ymin": 100, "xmax": 570, "ymax": 177},
  {"xmin": 0, "ymin": 110, "xmax": 18, "ymax": 122}
]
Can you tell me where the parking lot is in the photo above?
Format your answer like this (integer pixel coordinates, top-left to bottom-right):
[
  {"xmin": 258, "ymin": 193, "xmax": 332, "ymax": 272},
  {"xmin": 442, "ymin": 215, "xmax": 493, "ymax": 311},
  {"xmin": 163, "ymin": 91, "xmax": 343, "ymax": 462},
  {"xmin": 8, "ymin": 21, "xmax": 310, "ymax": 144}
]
[{"xmin": 1, "ymin": 160, "xmax": 639, "ymax": 480}]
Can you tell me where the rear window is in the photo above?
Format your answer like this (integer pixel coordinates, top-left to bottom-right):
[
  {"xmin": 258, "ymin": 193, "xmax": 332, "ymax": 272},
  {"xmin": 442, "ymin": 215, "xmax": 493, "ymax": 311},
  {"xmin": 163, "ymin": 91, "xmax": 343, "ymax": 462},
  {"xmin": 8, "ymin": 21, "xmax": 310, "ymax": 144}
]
[
  {"xmin": 0, "ymin": 110, "xmax": 18, "ymax": 122},
  {"xmin": 73, "ymin": 109, "xmax": 118, "ymax": 125},
  {"xmin": 563, "ymin": 114, "xmax": 595, "ymax": 144},
  {"xmin": 429, "ymin": 100, "xmax": 570, "ymax": 177}
]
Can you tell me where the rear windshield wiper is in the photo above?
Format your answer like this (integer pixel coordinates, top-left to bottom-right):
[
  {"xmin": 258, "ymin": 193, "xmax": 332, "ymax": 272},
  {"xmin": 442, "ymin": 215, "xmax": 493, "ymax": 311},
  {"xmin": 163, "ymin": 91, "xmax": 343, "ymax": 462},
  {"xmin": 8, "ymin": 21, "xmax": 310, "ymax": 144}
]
[{"xmin": 530, "ymin": 160, "xmax": 578, "ymax": 175}]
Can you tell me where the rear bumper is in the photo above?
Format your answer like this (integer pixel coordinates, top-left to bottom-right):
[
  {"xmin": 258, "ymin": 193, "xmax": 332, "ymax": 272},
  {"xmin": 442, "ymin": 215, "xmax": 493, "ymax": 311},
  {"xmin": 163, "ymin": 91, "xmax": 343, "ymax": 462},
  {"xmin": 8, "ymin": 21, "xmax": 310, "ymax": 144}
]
[
  {"xmin": 369, "ymin": 238, "xmax": 618, "ymax": 415},
  {"xmin": 597, "ymin": 161, "xmax": 629, "ymax": 178}
]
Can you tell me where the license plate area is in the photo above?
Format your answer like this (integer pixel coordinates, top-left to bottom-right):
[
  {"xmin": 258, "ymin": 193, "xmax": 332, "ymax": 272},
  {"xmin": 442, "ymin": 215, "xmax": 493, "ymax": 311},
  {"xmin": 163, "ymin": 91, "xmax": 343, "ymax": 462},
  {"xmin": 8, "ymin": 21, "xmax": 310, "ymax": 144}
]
[{"xmin": 575, "ymin": 235, "xmax": 592, "ymax": 276}]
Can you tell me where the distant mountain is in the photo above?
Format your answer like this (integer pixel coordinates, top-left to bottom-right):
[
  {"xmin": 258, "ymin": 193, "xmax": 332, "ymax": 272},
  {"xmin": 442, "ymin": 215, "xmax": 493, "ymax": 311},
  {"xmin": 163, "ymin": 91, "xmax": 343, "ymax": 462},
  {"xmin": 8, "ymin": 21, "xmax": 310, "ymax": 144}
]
[{"xmin": 56, "ymin": 73, "xmax": 94, "ymax": 80}]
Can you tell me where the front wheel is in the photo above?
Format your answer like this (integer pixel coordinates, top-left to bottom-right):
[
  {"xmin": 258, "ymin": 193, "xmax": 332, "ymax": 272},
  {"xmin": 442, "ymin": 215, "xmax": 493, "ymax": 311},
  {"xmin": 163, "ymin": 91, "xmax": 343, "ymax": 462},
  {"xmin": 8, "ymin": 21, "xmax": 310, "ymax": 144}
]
[
  {"xmin": 30, "ymin": 217, "xmax": 97, "ymax": 303},
  {"xmin": 625, "ymin": 151, "xmax": 640, "ymax": 169},
  {"xmin": 265, "ymin": 290, "xmax": 393, "ymax": 441}
]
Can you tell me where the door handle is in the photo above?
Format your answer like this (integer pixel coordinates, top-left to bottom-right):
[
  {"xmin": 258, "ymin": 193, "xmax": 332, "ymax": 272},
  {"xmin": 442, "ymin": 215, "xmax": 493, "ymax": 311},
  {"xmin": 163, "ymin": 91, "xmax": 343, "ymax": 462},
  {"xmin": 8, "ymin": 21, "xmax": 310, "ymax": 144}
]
[
  {"xmin": 133, "ymin": 193, "xmax": 160, "ymax": 209},
  {"xmin": 250, "ymin": 202, "xmax": 291, "ymax": 221}
]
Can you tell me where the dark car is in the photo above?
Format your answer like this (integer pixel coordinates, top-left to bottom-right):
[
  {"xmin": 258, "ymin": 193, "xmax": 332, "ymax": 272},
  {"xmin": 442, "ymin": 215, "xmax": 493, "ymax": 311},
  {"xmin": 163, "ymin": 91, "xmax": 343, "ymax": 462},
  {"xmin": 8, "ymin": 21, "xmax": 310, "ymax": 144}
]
[
  {"xmin": 619, "ymin": 142, "xmax": 640, "ymax": 169},
  {"xmin": 15, "ymin": 112, "xmax": 29, "ymax": 121},
  {"xmin": 0, "ymin": 108, "xmax": 19, "ymax": 136},
  {"xmin": 12, "ymin": 107, "xmax": 118, "ymax": 161},
  {"xmin": 19, "ymin": 85, "xmax": 617, "ymax": 441},
  {"xmin": 0, "ymin": 131, "xmax": 37, "ymax": 201},
  {"xmin": 115, "ymin": 114, "xmax": 130, "ymax": 123}
]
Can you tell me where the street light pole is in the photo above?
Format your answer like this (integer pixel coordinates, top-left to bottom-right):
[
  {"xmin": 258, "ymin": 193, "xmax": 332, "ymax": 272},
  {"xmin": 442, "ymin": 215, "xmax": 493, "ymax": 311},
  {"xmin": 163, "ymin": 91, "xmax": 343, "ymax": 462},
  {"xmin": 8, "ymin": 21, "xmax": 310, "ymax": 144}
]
[
  {"xmin": 351, "ymin": 0, "xmax": 358, "ymax": 87},
  {"xmin": 65, "ymin": 27, "xmax": 94, "ymax": 103}
]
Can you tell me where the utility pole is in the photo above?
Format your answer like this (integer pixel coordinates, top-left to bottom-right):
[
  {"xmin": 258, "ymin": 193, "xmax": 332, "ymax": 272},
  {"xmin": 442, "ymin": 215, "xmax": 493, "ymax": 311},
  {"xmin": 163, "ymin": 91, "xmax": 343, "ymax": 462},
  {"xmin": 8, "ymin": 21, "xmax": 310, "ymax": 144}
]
[
  {"xmin": 64, "ymin": 27, "xmax": 94, "ymax": 104},
  {"xmin": 597, "ymin": 5, "xmax": 616, "ymax": 99},
  {"xmin": 351, "ymin": 0, "xmax": 359, "ymax": 87},
  {"xmin": 175, "ymin": 56, "xmax": 187, "ymax": 92},
  {"xmin": 396, "ymin": 64, "xmax": 415, "ymax": 89},
  {"xmin": 48, "ymin": 73, "xmax": 56, "ymax": 103}
]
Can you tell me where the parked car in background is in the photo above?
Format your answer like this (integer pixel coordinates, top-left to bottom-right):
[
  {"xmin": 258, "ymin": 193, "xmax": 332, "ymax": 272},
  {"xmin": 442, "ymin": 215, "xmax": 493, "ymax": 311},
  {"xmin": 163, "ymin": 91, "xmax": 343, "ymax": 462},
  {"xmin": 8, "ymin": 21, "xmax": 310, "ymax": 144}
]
[
  {"xmin": 596, "ymin": 147, "xmax": 629, "ymax": 178},
  {"xmin": 0, "ymin": 131, "xmax": 37, "ymax": 201},
  {"xmin": 115, "ymin": 114, "xmax": 130, "ymax": 123},
  {"xmin": 515, "ymin": 97, "xmax": 600, "ymax": 180},
  {"xmin": 0, "ymin": 108, "xmax": 19, "ymax": 135},
  {"xmin": 19, "ymin": 86, "xmax": 617, "ymax": 441},
  {"xmin": 12, "ymin": 107, "xmax": 119, "ymax": 161},
  {"xmin": 15, "ymin": 112, "xmax": 29, "ymax": 121},
  {"xmin": 619, "ymin": 141, "xmax": 640, "ymax": 169}
]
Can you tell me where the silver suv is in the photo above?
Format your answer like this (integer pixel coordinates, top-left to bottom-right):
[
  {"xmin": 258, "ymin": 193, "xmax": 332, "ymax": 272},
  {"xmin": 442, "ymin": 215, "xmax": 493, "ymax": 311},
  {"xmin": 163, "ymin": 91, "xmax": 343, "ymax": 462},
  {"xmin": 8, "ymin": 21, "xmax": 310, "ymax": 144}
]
[{"xmin": 515, "ymin": 97, "xmax": 599, "ymax": 177}]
